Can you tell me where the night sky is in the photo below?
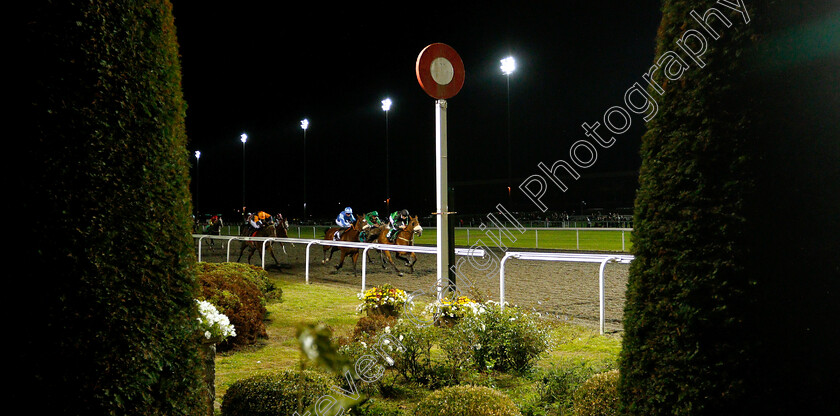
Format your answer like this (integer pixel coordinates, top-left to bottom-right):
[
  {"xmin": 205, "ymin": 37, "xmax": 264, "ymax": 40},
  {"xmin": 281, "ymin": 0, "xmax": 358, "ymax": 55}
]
[{"xmin": 171, "ymin": 1, "xmax": 663, "ymax": 221}]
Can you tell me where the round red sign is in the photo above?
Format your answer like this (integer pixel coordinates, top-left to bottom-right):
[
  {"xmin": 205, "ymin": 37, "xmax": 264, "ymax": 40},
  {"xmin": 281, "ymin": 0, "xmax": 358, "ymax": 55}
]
[{"xmin": 416, "ymin": 43, "xmax": 465, "ymax": 99}]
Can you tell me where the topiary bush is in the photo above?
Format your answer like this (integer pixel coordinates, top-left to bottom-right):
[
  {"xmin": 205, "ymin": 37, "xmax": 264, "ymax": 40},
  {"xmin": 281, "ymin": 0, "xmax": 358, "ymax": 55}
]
[
  {"xmin": 22, "ymin": 1, "xmax": 206, "ymax": 413},
  {"xmin": 197, "ymin": 263, "xmax": 271, "ymax": 351},
  {"xmin": 197, "ymin": 262, "xmax": 281, "ymax": 301},
  {"xmin": 221, "ymin": 370, "xmax": 335, "ymax": 416},
  {"xmin": 531, "ymin": 359, "xmax": 617, "ymax": 415},
  {"xmin": 573, "ymin": 370, "xmax": 619, "ymax": 416},
  {"xmin": 620, "ymin": 2, "xmax": 839, "ymax": 415},
  {"xmin": 414, "ymin": 385, "xmax": 522, "ymax": 416}
]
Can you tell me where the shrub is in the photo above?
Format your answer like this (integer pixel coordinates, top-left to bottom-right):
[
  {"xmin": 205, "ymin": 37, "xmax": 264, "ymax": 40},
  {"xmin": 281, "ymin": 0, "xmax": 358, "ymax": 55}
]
[
  {"xmin": 197, "ymin": 263, "xmax": 270, "ymax": 350},
  {"xmin": 221, "ymin": 370, "xmax": 335, "ymax": 416},
  {"xmin": 388, "ymin": 321, "xmax": 438, "ymax": 385},
  {"xmin": 534, "ymin": 359, "xmax": 617, "ymax": 415},
  {"xmin": 460, "ymin": 302, "xmax": 551, "ymax": 373},
  {"xmin": 414, "ymin": 385, "xmax": 522, "ymax": 416},
  {"xmin": 573, "ymin": 370, "xmax": 619, "ymax": 416},
  {"xmin": 196, "ymin": 262, "xmax": 281, "ymax": 301},
  {"xmin": 22, "ymin": 1, "xmax": 206, "ymax": 413},
  {"xmin": 351, "ymin": 314, "xmax": 397, "ymax": 341}
]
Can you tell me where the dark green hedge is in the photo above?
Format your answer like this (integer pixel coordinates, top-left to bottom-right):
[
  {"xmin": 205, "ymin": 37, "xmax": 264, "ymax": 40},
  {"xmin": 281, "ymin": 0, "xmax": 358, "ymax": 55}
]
[
  {"xmin": 620, "ymin": 1, "xmax": 838, "ymax": 415},
  {"xmin": 221, "ymin": 370, "xmax": 336, "ymax": 416},
  {"xmin": 197, "ymin": 263, "xmax": 275, "ymax": 351},
  {"xmin": 21, "ymin": 1, "xmax": 205, "ymax": 414},
  {"xmin": 414, "ymin": 385, "xmax": 522, "ymax": 416}
]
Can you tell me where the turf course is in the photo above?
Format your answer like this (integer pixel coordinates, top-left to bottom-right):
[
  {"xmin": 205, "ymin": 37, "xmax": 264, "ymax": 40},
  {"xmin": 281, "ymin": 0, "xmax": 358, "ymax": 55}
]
[{"xmin": 240, "ymin": 226, "xmax": 633, "ymax": 252}]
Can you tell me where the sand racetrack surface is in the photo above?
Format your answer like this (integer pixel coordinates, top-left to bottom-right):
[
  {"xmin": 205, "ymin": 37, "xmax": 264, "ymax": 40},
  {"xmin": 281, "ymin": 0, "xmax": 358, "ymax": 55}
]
[{"xmin": 197, "ymin": 239, "xmax": 630, "ymax": 333}]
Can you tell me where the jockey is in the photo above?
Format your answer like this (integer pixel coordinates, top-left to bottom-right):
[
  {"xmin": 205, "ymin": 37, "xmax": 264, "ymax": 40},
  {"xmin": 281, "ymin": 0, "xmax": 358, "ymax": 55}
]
[
  {"xmin": 336, "ymin": 207, "xmax": 355, "ymax": 228},
  {"xmin": 364, "ymin": 211, "xmax": 381, "ymax": 226},
  {"xmin": 334, "ymin": 207, "xmax": 355, "ymax": 240},
  {"xmin": 387, "ymin": 209, "xmax": 410, "ymax": 241},
  {"xmin": 247, "ymin": 211, "xmax": 272, "ymax": 236}
]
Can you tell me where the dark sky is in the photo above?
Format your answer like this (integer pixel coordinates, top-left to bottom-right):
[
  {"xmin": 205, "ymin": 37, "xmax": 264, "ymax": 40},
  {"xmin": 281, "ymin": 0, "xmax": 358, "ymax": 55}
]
[{"xmin": 171, "ymin": 1, "xmax": 663, "ymax": 220}]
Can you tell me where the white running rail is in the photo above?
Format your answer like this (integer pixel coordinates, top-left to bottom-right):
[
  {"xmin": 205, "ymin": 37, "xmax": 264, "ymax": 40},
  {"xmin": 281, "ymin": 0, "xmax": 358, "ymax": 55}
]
[
  {"xmin": 499, "ymin": 252, "xmax": 634, "ymax": 334},
  {"xmin": 193, "ymin": 235, "xmax": 484, "ymax": 295}
]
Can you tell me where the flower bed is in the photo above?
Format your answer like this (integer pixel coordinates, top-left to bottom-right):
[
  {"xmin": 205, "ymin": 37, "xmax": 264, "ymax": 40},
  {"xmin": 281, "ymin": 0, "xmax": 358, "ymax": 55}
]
[
  {"xmin": 357, "ymin": 284, "xmax": 408, "ymax": 317},
  {"xmin": 425, "ymin": 295, "xmax": 485, "ymax": 326}
]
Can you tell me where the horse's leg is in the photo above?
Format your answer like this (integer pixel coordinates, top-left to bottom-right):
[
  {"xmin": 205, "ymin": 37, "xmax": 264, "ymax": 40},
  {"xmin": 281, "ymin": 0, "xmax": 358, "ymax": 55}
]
[
  {"xmin": 335, "ymin": 249, "xmax": 346, "ymax": 271},
  {"xmin": 409, "ymin": 252, "xmax": 417, "ymax": 273},
  {"xmin": 351, "ymin": 251, "xmax": 360, "ymax": 277},
  {"xmin": 322, "ymin": 245, "xmax": 334, "ymax": 264},
  {"xmin": 237, "ymin": 242, "xmax": 248, "ymax": 262},
  {"xmin": 268, "ymin": 245, "xmax": 280, "ymax": 266},
  {"xmin": 382, "ymin": 250, "xmax": 403, "ymax": 276}
]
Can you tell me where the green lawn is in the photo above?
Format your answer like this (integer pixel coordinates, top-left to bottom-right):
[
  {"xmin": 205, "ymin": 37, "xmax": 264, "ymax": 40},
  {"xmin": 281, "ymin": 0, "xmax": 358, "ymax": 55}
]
[
  {"xmin": 284, "ymin": 226, "xmax": 633, "ymax": 252},
  {"xmin": 213, "ymin": 274, "xmax": 622, "ymax": 414}
]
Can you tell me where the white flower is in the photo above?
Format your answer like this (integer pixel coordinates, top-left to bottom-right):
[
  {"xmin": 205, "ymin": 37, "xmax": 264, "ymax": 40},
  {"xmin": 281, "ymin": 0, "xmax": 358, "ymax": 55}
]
[
  {"xmin": 384, "ymin": 326, "xmax": 391, "ymax": 334},
  {"xmin": 195, "ymin": 299, "xmax": 236, "ymax": 340}
]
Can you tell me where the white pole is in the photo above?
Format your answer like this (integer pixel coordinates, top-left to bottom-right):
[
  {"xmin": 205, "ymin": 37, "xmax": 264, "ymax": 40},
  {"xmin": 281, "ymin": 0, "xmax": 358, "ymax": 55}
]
[{"xmin": 435, "ymin": 99, "xmax": 450, "ymax": 301}]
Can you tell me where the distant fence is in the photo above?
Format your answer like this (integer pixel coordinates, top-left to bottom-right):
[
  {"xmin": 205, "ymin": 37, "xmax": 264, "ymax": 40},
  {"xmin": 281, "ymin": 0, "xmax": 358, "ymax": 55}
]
[{"xmin": 198, "ymin": 225, "xmax": 633, "ymax": 252}]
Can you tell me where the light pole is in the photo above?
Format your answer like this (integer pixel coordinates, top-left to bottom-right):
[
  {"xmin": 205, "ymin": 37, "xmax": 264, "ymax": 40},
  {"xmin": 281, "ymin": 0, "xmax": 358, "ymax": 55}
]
[
  {"xmin": 240, "ymin": 133, "xmax": 247, "ymax": 214},
  {"xmin": 194, "ymin": 150, "xmax": 201, "ymax": 216},
  {"xmin": 381, "ymin": 98, "xmax": 392, "ymax": 214},
  {"xmin": 501, "ymin": 56, "xmax": 516, "ymax": 201},
  {"xmin": 301, "ymin": 118, "xmax": 309, "ymax": 220}
]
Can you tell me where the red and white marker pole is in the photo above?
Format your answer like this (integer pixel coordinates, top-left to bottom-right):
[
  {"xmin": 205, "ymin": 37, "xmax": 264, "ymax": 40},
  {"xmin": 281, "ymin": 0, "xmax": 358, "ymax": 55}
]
[{"xmin": 416, "ymin": 43, "xmax": 465, "ymax": 300}]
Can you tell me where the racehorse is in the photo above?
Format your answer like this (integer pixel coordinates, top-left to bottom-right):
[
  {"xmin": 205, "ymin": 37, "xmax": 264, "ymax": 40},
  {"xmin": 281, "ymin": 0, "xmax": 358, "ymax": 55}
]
[
  {"xmin": 237, "ymin": 223, "xmax": 281, "ymax": 266},
  {"xmin": 321, "ymin": 215, "xmax": 368, "ymax": 276},
  {"xmin": 273, "ymin": 216, "xmax": 290, "ymax": 255},
  {"xmin": 200, "ymin": 216, "xmax": 224, "ymax": 250},
  {"xmin": 376, "ymin": 215, "xmax": 423, "ymax": 276},
  {"xmin": 362, "ymin": 221, "xmax": 387, "ymax": 263}
]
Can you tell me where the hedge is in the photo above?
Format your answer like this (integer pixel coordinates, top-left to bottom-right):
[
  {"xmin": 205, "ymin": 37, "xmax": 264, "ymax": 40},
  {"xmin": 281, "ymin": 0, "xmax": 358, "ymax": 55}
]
[
  {"xmin": 21, "ymin": 1, "xmax": 205, "ymax": 414},
  {"xmin": 414, "ymin": 385, "xmax": 522, "ymax": 416},
  {"xmin": 619, "ymin": 1, "xmax": 838, "ymax": 415},
  {"xmin": 221, "ymin": 370, "xmax": 335, "ymax": 416},
  {"xmin": 197, "ymin": 262, "xmax": 276, "ymax": 351}
]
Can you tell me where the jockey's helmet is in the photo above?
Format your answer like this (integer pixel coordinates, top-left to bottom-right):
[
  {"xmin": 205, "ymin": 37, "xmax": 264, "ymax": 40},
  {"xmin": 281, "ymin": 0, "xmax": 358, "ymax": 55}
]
[
  {"xmin": 344, "ymin": 207, "xmax": 353, "ymax": 215},
  {"xmin": 400, "ymin": 209, "xmax": 409, "ymax": 217}
]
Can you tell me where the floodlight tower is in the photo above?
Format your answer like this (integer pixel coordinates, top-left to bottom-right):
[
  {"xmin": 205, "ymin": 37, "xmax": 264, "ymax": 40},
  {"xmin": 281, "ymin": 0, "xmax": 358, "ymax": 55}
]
[
  {"xmin": 501, "ymin": 56, "xmax": 516, "ymax": 199},
  {"xmin": 240, "ymin": 133, "xmax": 248, "ymax": 213},
  {"xmin": 194, "ymin": 150, "xmax": 201, "ymax": 216},
  {"xmin": 382, "ymin": 98, "xmax": 392, "ymax": 213},
  {"xmin": 301, "ymin": 118, "xmax": 309, "ymax": 220}
]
